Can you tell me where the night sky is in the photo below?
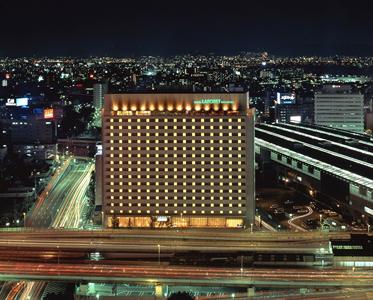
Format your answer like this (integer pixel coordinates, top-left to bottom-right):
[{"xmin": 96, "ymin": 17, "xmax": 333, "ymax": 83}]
[{"xmin": 1, "ymin": 0, "xmax": 373, "ymax": 57}]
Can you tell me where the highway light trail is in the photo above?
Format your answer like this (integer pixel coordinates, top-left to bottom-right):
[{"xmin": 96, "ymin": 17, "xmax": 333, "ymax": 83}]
[
  {"xmin": 51, "ymin": 161, "xmax": 94, "ymax": 229},
  {"xmin": 1, "ymin": 261, "xmax": 373, "ymax": 287},
  {"xmin": 12, "ymin": 157, "xmax": 94, "ymax": 299}
]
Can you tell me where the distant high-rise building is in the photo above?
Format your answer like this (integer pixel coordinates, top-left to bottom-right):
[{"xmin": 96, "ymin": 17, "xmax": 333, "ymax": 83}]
[
  {"xmin": 315, "ymin": 85, "xmax": 364, "ymax": 133},
  {"xmin": 275, "ymin": 93, "xmax": 314, "ymax": 124},
  {"xmin": 102, "ymin": 93, "xmax": 255, "ymax": 228},
  {"xmin": 10, "ymin": 119, "xmax": 56, "ymax": 145},
  {"xmin": 93, "ymin": 83, "xmax": 108, "ymax": 127},
  {"xmin": 93, "ymin": 83, "xmax": 108, "ymax": 111},
  {"xmin": 132, "ymin": 74, "xmax": 137, "ymax": 86}
]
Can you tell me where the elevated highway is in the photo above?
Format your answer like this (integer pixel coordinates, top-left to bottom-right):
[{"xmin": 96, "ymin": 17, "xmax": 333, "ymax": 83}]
[
  {"xmin": 0, "ymin": 261, "xmax": 372, "ymax": 288},
  {"xmin": 255, "ymin": 122, "xmax": 373, "ymax": 222}
]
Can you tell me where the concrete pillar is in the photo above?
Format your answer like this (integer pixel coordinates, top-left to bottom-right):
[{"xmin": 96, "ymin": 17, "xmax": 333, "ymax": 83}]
[
  {"xmin": 155, "ymin": 283, "xmax": 168, "ymax": 299},
  {"xmin": 247, "ymin": 286, "xmax": 255, "ymax": 297}
]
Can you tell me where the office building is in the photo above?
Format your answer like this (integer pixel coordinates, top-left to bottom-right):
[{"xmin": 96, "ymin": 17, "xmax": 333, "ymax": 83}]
[
  {"xmin": 93, "ymin": 83, "xmax": 108, "ymax": 111},
  {"xmin": 102, "ymin": 93, "xmax": 255, "ymax": 228},
  {"xmin": 315, "ymin": 85, "xmax": 364, "ymax": 133},
  {"xmin": 10, "ymin": 119, "xmax": 56, "ymax": 145},
  {"xmin": 93, "ymin": 83, "xmax": 108, "ymax": 127},
  {"xmin": 275, "ymin": 93, "xmax": 314, "ymax": 124}
]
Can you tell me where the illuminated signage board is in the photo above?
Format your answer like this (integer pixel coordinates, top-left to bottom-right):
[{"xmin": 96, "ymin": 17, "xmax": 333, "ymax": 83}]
[
  {"xmin": 277, "ymin": 93, "xmax": 296, "ymax": 105},
  {"xmin": 96, "ymin": 145, "xmax": 103, "ymax": 155},
  {"xmin": 193, "ymin": 99, "xmax": 234, "ymax": 105},
  {"xmin": 16, "ymin": 97, "xmax": 29, "ymax": 107},
  {"xmin": 6, "ymin": 98, "xmax": 16, "ymax": 106},
  {"xmin": 290, "ymin": 115, "xmax": 302, "ymax": 123},
  {"xmin": 44, "ymin": 108, "xmax": 54, "ymax": 119}
]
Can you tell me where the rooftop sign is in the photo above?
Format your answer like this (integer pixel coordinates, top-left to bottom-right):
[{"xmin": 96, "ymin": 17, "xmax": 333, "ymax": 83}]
[{"xmin": 193, "ymin": 99, "xmax": 234, "ymax": 105}]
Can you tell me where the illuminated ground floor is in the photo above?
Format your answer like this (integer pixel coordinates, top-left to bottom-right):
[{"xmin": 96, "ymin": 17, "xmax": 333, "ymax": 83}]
[{"xmin": 105, "ymin": 215, "xmax": 244, "ymax": 228}]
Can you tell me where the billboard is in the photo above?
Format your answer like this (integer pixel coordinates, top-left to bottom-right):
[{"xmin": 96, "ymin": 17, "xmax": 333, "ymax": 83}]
[
  {"xmin": 44, "ymin": 108, "xmax": 54, "ymax": 119},
  {"xmin": 16, "ymin": 97, "xmax": 29, "ymax": 107},
  {"xmin": 290, "ymin": 115, "xmax": 302, "ymax": 123},
  {"xmin": 6, "ymin": 98, "xmax": 16, "ymax": 106},
  {"xmin": 277, "ymin": 93, "xmax": 296, "ymax": 105}
]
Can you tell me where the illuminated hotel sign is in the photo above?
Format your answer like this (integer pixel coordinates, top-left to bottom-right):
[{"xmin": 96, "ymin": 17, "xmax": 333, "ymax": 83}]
[{"xmin": 193, "ymin": 99, "xmax": 235, "ymax": 105}]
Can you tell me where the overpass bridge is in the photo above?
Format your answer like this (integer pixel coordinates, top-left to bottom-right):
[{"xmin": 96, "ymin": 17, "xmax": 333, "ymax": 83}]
[
  {"xmin": 255, "ymin": 122, "xmax": 373, "ymax": 223},
  {"xmin": 0, "ymin": 229, "xmax": 371, "ymax": 293},
  {"xmin": 0, "ymin": 228, "xmax": 370, "ymax": 267},
  {"xmin": 0, "ymin": 261, "xmax": 373, "ymax": 289}
]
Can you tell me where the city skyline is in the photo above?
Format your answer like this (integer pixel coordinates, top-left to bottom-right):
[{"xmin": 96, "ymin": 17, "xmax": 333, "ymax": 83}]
[{"xmin": 0, "ymin": 2, "xmax": 373, "ymax": 297}]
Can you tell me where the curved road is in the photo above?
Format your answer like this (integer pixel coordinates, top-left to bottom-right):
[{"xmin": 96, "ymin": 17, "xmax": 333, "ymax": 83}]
[{"xmin": 288, "ymin": 206, "xmax": 313, "ymax": 232}]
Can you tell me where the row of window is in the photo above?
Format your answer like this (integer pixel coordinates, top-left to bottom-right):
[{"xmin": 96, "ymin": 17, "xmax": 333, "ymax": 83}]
[
  {"xmin": 105, "ymin": 139, "xmax": 245, "ymax": 144},
  {"xmin": 108, "ymin": 182, "xmax": 245, "ymax": 187},
  {"xmin": 107, "ymin": 125, "xmax": 244, "ymax": 130},
  {"xmin": 106, "ymin": 188, "xmax": 244, "ymax": 193},
  {"xmin": 107, "ymin": 196, "xmax": 243, "ymax": 201},
  {"xmin": 107, "ymin": 161, "xmax": 244, "ymax": 166},
  {"xmin": 358, "ymin": 186, "xmax": 373, "ymax": 199},
  {"xmin": 107, "ymin": 118, "xmax": 244, "ymax": 123},
  {"xmin": 107, "ymin": 132, "xmax": 245, "ymax": 137},
  {"xmin": 106, "ymin": 153, "xmax": 244, "ymax": 158},
  {"xmin": 106, "ymin": 175, "xmax": 244, "ymax": 179},
  {"xmin": 106, "ymin": 209, "xmax": 244, "ymax": 215},
  {"xmin": 106, "ymin": 146, "xmax": 245, "ymax": 151},
  {"xmin": 106, "ymin": 167, "xmax": 245, "ymax": 172},
  {"xmin": 107, "ymin": 203, "xmax": 244, "ymax": 207},
  {"xmin": 277, "ymin": 153, "xmax": 314, "ymax": 174}
]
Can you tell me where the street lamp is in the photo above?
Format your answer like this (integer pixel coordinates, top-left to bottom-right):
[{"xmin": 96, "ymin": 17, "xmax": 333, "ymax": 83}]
[
  {"xmin": 368, "ymin": 224, "xmax": 371, "ymax": 234},
  {"xmin": 319, "ymin": 214, "xmax": 323, "ymax": 230},
  {"xmin": 157, "ymin": 244, "xmax": 161, "ymax": 265},
  {"xmin": 240, "ymin": 256, "xmax": 244, "ymax": 276},
  {"xmin": 23, "ymin": 212, "xmax": 26, "ymax": 227},
  {"xmin": 250, "ymin": 223, "xmax": 253, "ymax": 233},
  {"xmin": 101, "ymin": 211, "xmax": 104, "ymax": 227}
]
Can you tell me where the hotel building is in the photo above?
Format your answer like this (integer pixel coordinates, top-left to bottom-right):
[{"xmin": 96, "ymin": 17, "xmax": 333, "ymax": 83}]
[{"xmin": 102, "ymin": 93, "xmax": 255, "ymax": 228}]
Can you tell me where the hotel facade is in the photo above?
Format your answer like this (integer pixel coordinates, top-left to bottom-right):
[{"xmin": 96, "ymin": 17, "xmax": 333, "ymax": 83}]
[{"xmin": 102, "ymin": 93, "xmax": 255, "ymax": 228}]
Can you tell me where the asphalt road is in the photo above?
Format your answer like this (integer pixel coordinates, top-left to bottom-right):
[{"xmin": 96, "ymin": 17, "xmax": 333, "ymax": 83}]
[{"xmin": 1, "ymin": 261, "xmax": 373, "ymax": 288}]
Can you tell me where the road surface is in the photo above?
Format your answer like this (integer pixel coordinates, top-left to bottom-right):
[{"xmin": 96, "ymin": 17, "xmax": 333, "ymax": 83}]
[
  {"xmin": 288, "ymin": 206, "xmax": 313, "ymax": 232},
  {"xmin": 0, "ymin": 261, "xmax": 373, "ymax": 288}
]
